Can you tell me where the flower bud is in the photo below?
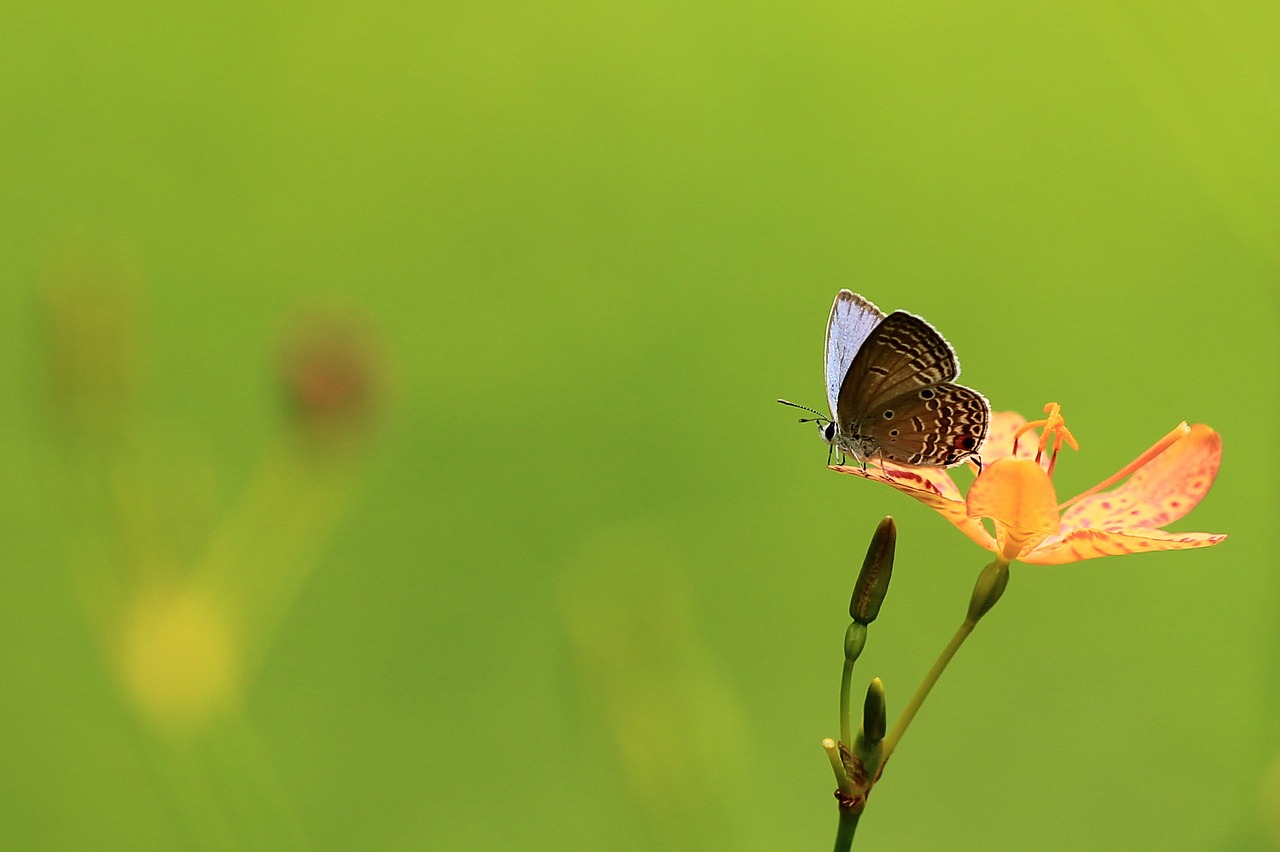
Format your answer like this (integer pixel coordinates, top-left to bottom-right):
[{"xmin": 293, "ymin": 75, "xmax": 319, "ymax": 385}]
[
  {"xmin": 850, "ymin": 517, "xmax": 896, "ymax": 624},
  {"xmin": 844, "ymin": 622, "xmax": 867, "ymax": 664},
  {"xmin": 967, "ymin": 560, "xmax": 1010, "ymax": 623},
  {"xmin": 40, "ymin": 243, "xmax": 141, "ymax": 442},
  {"xmin": 280, "ymin": 311, "xmax": 384, "ymax": 451},
  {"xmin": 861, "ymin": 677, "xmax": 886, "ymax": 746}
]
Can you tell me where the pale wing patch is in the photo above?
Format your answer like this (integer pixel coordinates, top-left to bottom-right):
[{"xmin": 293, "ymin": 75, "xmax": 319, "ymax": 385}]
[{"xmin": 824, "ymin": 290, "xmax": 885, "ymax": 418}]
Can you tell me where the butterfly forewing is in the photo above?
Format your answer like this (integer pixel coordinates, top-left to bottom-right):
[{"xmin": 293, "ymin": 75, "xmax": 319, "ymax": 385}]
[
  {"xmin": 835, "ymin": 311, "xmax": 959, "ymax": 427},
  {"xmin": 824, "ymin": 291, "xmax": 886, "ymax": 419}
]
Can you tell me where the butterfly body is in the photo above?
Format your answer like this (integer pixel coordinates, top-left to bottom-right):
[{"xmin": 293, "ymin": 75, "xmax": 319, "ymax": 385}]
[{"xmin": 810, "ymin": 290, "xmax": 989, "ymax": 468}]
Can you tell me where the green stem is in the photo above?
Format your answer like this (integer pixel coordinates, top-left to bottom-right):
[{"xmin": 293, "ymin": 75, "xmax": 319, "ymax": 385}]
[
  {"xmin": 840, "ymin": 653, "xmax": 854, "ymax": 748},
  {"xmin": 823, "ymin": 738, "xmax": 852, "ymax": 795},
  {"xmin": 839, "ymin": 622, "xmax": 867, "ymax": 749},
  {"xmin": 879, "ymin": 618, "xmax": 976, "ymax": 763},
  {"xmin": 833, "ymin": 809, "xmax": 860, "ymax": 852}
]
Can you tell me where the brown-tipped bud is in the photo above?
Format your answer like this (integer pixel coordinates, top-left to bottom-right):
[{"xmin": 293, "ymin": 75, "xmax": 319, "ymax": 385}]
[
  {"xmin": 850, "ymin": 517, "xmax": 896, "ymax": 624},
  {"xmin": 280, "ymin": 311, "xmax": 385, "ymax": 450},
  {"xmin": 40, "ymin": 241, "xmax": 141, "ymax": 442},
  {"xmin": 967, "ymin": 560, "xmax": 1010, "ymax": 623},
  {"xmin": 862, "ymin": 677, "xmax": 887, "ymax": 746}
]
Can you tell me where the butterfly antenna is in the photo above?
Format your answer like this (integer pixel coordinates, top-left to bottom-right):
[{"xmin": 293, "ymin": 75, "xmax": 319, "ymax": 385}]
[{"xmin": 776, "ymin": 398, "xmax": 830, "ymax": 424}]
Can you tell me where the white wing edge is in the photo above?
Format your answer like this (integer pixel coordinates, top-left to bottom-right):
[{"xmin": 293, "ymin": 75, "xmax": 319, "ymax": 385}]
[{"xmin": 824, "ymin": 290, "xmax": 885, "ymax": 418}]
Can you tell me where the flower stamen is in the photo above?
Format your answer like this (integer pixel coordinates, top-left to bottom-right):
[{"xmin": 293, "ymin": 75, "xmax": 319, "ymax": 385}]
[{"xmin": 1011, "ymin": 402, "xmax": 1078, "ymax": 473}]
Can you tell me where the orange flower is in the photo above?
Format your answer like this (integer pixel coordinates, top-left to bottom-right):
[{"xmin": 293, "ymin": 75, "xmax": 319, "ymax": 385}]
[{"xmin": 832, "ymin": 404, "xmax": 1225, "ymax": 566}]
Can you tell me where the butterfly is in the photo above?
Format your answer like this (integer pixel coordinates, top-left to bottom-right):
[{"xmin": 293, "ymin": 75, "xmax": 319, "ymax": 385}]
[{"xmin": 780, "ymin": 290, "xmax": 990, "ymax": 468}]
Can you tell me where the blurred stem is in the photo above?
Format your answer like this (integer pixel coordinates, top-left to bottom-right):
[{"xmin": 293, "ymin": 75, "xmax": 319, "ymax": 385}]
[
  {"xmin": 193, "ymin": 438, "xmax": 355, "ymax": 675},
  {"xmin": 880, "ymin": 618, "xmax": 975, "ymax": 764}
]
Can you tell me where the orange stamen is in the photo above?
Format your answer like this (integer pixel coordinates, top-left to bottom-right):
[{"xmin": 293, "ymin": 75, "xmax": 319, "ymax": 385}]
[
  {"xmin": 1011, "ymin": 403, "xmax": 1078, "ymax": 472},
  {"xmin": 1011, "ymin": 419, "xmax": 1043, "ymax": 459}
]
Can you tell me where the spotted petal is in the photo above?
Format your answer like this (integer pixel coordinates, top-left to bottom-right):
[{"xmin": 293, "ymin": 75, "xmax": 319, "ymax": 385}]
[
  {"xmin": 830, "ymin": 463, "xmax": 994, "ymax": 551},
  {"xmin": 1060, "ymin": 424, "xmax": 1222, "ymax": 533},
  {"xmin": 1021, "ymin": 527, "xmax": 1227, "ymax": 566},
  {"xmin": 978, "ymin": 411, "xmax": 1033, "ymax": 466}
]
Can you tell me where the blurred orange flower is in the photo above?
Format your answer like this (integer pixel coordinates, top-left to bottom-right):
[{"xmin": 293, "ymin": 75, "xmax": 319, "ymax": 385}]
[{"xmin": 833, "ymin": 404, "xmax": 1225, "ymax": 566}]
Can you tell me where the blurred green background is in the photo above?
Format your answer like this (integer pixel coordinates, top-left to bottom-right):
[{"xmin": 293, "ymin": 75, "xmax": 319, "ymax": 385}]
[{"xmin": 1, "ymin": 1, "xmax": 1276, "ymax": 849}]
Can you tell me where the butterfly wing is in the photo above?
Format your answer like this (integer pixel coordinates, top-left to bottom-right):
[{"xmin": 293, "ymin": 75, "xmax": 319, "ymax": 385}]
[
  {"xmin": 824, "ymin": 291, "xmax": 886, "ymax": 419},
  {"xmin": 856, "ymin": 382, "xmax": 990, "ymax": 467},
  {"xmin": 835, "ymin": 310, "xmax": 960, "ymax": 428}
]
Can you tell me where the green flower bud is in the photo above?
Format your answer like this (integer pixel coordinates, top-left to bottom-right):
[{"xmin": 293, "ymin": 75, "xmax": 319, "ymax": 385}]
[
  {"xmin": 844, "ymin": 622, "xmax": 867, "ymax": 663},
  {"xmin": 862, "ymin": 677, "xmax": 886, "ymax": 746},
  {"xmin": 967, "ymin": 560, "xmax": 1010, "ymax": 623}
]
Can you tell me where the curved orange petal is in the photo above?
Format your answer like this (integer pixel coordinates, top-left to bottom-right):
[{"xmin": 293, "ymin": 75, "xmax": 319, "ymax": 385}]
[
  {"xmin": 1059, "ymin": 424, "xmax": 1222, "ymax": 533},
  {"xmin": 967, "ymin": 457, "xmax": 1060, "ymax": 561},
  {"xmin": 831, "ymin": 463, "xmax": 995, "ymax": 551},
  {"xmin": 1021, "ymin": 527, "xmax": 1227, "ymax": 565}
]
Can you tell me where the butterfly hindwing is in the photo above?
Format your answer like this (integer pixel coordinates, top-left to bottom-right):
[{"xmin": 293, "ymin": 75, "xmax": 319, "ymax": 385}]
[{"xmin": 855, "ymin": 382, "xmax": 990, "ymax": 466}]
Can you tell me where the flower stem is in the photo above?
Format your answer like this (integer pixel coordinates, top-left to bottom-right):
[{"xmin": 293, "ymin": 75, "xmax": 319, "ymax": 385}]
[
  {"xmin": 840, "ymin": 651, "xmax": 854, "ymax": 748},
  {"xmin": 839, "ymin": 622, "xmax": 867, "ymax": 748},
  {"xmin": 880, "ymin": 618, "xmax": 975, "ymax": 764},
  {"xmin": 823, "ymin": 738, "xmax": 852, "ymax": 796},
  {"xmin": 880, "ymin": 560, "xmax": 1009, "ymax": 763},
  {"xmin": 833, "ymin": 809, "xmax": 860, "ymax": 851}
]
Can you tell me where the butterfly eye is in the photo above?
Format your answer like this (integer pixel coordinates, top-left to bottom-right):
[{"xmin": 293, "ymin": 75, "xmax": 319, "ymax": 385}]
[{"xmin": 823, "ymin": 422, "xmax": 837, "ymax": 442}]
